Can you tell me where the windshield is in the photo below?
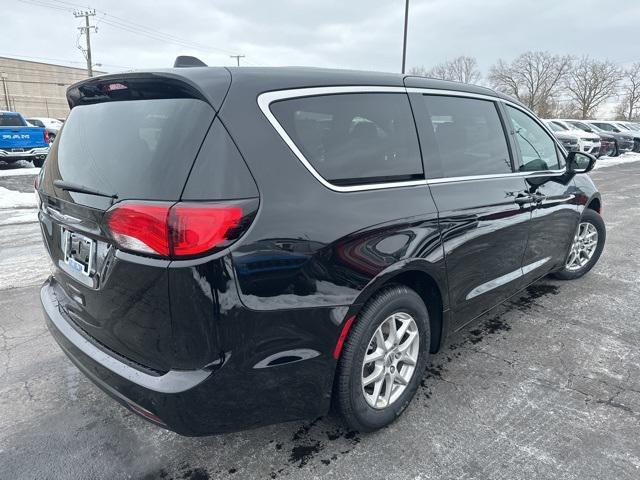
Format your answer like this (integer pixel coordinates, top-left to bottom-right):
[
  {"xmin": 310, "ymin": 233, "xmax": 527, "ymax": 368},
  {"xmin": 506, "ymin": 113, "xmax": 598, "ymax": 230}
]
[
  {"xmin": 547, "ymin": 121, "xmax": 566, "ymax": 132},
  {"xmin": 568, "ymin": 121, "xmax": 593, "ymax": 132},
  {"xmin": 592, "ymin": 122, "xmax": 619, "ymax": 132}
]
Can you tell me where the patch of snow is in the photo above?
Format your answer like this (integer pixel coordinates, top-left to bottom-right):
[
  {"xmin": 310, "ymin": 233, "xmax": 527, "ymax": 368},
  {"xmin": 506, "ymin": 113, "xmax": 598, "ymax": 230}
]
[
  {"xmin": 0, "ymin": 209, "xmax": 38, "ymax": 225},
  {"xmin": 594, "ymin": 152, "xmax": 640, "ymax": 170},
  {"xmin": 0, "ymin": 187, "xmax": 37, "ymax": 209},
  {"xmin": 0, "ymin": 209, "xmax": 38, "ymax": 226},
  {"xmin": 0, "ymin": 222, "xmax": 52, "ymax": 290},
  {"xmin": 0, "ymin": 167, "xmax": 40, "ymax": 177}
]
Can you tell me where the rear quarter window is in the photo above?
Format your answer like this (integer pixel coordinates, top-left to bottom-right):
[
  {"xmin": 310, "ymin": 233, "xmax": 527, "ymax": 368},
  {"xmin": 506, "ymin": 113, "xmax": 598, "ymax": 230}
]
[{"xmin": 269, "ymin": 93, "xmax": 423, "ymax": 186}]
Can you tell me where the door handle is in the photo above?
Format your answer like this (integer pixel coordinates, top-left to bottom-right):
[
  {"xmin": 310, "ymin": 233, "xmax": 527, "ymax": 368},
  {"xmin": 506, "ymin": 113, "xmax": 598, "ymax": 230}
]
[
  {"xmin": 514, "ymin": 194, "xmax": 534, "ymax": 205},
  {"xmin": 531, "ymin": 193, "xmax": 546, "ymax": 203}
]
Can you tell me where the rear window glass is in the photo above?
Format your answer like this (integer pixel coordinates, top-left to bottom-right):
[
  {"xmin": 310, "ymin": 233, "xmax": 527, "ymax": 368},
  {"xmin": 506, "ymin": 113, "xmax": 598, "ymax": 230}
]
[
  {"xmin": 44, "ymin": 98, "xmax": 214, "ymax": 205},
  {"xmin": 0, "ymin": 114, "xmax": 25, "ymax": 127},
  {"xmin": 270, "ymin": 93, "xmax": 423, "ymax": 186},
  {"xmin": 418, "ymin": 95, "xmax": 512, "ymax": 178}
]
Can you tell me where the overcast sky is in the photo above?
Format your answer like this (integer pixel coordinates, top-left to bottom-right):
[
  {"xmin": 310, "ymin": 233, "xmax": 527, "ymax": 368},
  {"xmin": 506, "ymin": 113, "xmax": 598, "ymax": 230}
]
[{"xmin": 4, "ymin": 0, "xmax": 640, "ymax": 77}]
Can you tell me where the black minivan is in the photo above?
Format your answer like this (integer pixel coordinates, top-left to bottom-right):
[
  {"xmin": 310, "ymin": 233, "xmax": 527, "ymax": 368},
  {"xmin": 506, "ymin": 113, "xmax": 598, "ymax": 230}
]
[{"xmin": 37, "ymin": 65, "xmax": 605, "ymax": 435}]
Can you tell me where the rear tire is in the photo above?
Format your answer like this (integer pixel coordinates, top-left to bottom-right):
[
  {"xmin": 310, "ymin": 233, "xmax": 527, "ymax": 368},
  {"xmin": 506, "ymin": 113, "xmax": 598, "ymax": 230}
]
[
  {"xmin": 552, "ymin": 209, "xmax": 605, "ymax": 280},
  {"xmin": 334, "ymin": 285, "xmax": 430, "ymax": 432},
  {"xmin": 33, "ymin": 157, "xmax": 44, "ymax": 168}
]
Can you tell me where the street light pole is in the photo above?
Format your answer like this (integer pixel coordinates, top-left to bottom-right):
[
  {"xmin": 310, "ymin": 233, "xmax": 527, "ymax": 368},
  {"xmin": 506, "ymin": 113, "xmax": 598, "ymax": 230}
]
[{"xmin": 401, "ymin": 0, "xmax": 409, "ymax": 74}]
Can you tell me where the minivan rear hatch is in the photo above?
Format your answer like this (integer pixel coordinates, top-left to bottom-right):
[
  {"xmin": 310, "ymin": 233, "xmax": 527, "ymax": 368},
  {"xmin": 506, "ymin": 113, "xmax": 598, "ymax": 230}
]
[{"xmin": 38, "ymin": 72, "xmax": 229, "ymax": 372}]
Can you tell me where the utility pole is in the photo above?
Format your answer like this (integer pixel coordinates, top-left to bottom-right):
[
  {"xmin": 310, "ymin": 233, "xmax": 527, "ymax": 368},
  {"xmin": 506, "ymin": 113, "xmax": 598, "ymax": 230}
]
[
  {"xmin": 74, "ymin": 9, "xmax": 97, "ymax": 77},
  {"xmin": 401, "ymin": 0, "xmax": 409, "ymax": 74},
  {"xmin": 229, "ymin": 55, "xmax": 245, "ymax": 67},
  {"xmin": 0, "ymin": 73, "xmax": 9, "ymax": 110}
]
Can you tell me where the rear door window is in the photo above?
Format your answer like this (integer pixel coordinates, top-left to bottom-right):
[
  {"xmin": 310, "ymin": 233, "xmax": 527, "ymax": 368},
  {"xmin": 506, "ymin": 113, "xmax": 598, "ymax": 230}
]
[
  {"xmin": 416, "ymin": 95, "xmax": 513, "ymax": 178},
  {"xmin": 41, "ymin": 98, "xmax": 215, "ymax": 207},
  {"xmin": 269, "ymin": 93, "xmax": 423, "ymax": 186},
  {"xmin": 506, "ymin": 106, "xmax": 561, "ymax": 172}
]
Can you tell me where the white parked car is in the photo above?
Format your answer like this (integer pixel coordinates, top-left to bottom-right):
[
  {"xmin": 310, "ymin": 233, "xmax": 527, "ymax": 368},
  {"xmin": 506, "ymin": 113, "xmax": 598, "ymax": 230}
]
[
  {"xmin": 25, "ymin": 117, "xmax": 63, "ymax": 142},
  {"xmin": 543, "ymin": 120, "xmax": 601, "ymax": 156}
]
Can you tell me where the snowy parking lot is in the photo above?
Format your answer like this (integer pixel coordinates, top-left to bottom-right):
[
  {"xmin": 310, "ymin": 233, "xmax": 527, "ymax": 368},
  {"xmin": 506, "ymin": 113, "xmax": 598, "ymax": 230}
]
[{"xmin": 1, "ymin": 156, "xmax": 640, "ymax": 479}]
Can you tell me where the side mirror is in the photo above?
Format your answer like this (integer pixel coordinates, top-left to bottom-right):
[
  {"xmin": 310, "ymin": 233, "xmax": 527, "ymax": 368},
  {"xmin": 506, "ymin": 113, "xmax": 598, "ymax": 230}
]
[{"xmin": 566, "ymin": 151, "xmax": 596, "ymax": 174}]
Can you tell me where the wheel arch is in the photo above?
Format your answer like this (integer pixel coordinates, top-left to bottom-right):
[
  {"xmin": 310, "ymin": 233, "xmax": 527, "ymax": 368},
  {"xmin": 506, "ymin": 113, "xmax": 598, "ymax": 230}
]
[
  {"xmin": 347, "ymin": 261, "xmax": 448, "ymax": 354},
  {"xmin": 586, "ymin": 195, "xmax": 601, "ymax": 214}
]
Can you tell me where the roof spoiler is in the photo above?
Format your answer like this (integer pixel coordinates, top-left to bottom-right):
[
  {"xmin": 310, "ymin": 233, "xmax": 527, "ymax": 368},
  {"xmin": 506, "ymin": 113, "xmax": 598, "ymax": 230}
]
[{"xmin": 174, "ymin": 55, "xmax": 208, "ymax": 68}]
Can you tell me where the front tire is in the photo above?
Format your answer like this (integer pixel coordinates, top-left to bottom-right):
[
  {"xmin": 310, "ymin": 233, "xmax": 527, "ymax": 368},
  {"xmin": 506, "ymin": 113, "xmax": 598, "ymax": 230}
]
[
  {"xmin": 334, "ymin": 285, "xmax": 430, "ymax": 432},
  {"xmin": 612, "ymin": 142, "xmax": 620, "ymax": 157},
  {"xmin": 32, "ymin": 157, "xmax": 45, "ymax": 168},
  {"xmin": 552, "ymin": 209, "xmax": 605, "ymax": 280}
]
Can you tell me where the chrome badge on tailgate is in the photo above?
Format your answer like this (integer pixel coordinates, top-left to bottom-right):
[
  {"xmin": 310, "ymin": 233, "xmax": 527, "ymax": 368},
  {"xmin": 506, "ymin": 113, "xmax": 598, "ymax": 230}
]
[{"xmin": 61, "ymin": 228, "xmax": 95, "ymax": 276}]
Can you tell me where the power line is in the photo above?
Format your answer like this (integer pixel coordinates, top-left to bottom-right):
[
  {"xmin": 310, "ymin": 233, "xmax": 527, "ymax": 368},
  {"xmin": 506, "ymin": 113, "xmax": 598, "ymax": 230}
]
[
  {"xmin": 17, "ymin": 0, "xmax": 70, "ymax": 12},
  {"xmin": 46, "ymin": 0, "xmax": 263, "ymax": 66}
]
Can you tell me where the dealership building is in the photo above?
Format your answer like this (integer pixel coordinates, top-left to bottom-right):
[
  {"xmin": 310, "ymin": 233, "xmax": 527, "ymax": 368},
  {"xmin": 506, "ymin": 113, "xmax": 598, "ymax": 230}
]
[{"xmin": 0, "ymin": 56, "xmax": 105, "ymax": 119}]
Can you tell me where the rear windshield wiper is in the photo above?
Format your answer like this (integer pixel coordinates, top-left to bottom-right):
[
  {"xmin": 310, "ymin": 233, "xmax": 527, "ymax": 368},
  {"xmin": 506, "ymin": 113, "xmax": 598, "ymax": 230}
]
[{"xmin": 53, "ymin": 180, "xmax": 118, "ymax": 200}]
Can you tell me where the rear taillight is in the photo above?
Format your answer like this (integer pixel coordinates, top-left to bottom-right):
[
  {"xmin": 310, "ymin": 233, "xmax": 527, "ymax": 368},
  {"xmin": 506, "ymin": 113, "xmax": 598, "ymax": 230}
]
[
  {"xmin": 105, "ymin": 203, "xmax": 171, "ymax": 256},
  {"xmin": 43, "ymin": 130, "xmax": 50, "ymax": 143},
  {"xmin": 104, "ymin": 200, "xmax": 255, "ymax": 259},
  {"xmin": 169, "ymin": 203, "xmax": 243, "ymax": 257}
]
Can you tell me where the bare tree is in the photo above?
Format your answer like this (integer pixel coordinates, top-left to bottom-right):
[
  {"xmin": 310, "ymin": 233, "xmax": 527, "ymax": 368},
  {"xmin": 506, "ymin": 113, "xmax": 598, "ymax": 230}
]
[
  {"xmin": 565, "ymin": 56, "xmax": 622, "ymax": 119},
  {"xmin": 488, "ymin": 51, "xmax": 572, "ymax": 116},
  {"xmin": 616, "ymin": 62, "xmax": 640, "ymax": 120},
  {"xmin": 408, "ymin": 65, "xmax": 428, "ymax": 76},
  {"xmin": 427, "ymin": 56, "xmax": 481, "ymax": 84}
]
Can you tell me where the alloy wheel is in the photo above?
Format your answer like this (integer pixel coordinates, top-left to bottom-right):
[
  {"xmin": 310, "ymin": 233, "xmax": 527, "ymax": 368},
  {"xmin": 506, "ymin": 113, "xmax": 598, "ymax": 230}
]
[
  {"xmin": 566, "ymin": 222, "xmax": 598, "ymax": 271},
  {"xmin": 361, "ymin": 312, "xmax": 420, "ymax": 409}
]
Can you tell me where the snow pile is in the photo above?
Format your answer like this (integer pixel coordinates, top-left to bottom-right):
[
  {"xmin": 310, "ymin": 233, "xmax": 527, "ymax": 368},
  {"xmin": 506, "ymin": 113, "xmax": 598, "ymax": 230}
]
[
  {"xmin": 0, "ymin": 167, "xmax": 41, "ymax": 177},
  {"xmin": 594, "ymin": 152, "xmax": 640, "ymax": 170},
  {"xmin": 0, "ymin": 210, "xmax": 38, "ymax": 226},
  {"xmin": 0, "ymin": 187, "xmax": 37, "ymax": 209}
]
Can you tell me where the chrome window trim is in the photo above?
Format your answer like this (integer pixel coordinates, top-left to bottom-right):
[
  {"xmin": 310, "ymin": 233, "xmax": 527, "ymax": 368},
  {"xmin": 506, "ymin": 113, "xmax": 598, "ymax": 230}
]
[
  {"xmin": 257, "ymin": 86, "xmax": 424, "ymax": 193},
  {"xmin": 257, "ymin": 86, "xmax": 567, "ymax": 193},
  {"xmin": 425, "ymin": 170, "xmax": 565, "ymax": 185}
]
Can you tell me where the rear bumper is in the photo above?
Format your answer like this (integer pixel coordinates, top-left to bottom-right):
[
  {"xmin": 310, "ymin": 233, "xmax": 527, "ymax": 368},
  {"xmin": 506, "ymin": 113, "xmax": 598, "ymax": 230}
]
[
  {"xmin": 0, "ymin": 147, "xmax": 49, "ymax": 162},
  {"xmin": 41, "ymin": 277, "xmax": 336, "ymax": 435},
  {"xmin": 41, "ymin": 283, "xmax": 211, "ymax": 394}
]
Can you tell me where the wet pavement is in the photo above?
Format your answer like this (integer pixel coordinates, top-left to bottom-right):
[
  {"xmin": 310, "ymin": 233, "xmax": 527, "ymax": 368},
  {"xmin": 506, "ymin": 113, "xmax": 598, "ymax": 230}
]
[{"xmin": 1, "ymin": 160, "xmax": 639, "ymax": 479}]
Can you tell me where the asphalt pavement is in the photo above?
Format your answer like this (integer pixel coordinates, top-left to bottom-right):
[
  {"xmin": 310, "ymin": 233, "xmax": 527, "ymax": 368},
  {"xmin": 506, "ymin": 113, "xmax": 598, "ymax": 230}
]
[{"xmin": 1, "ymin": 160, "xmax": 639, "ymax": 480}]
